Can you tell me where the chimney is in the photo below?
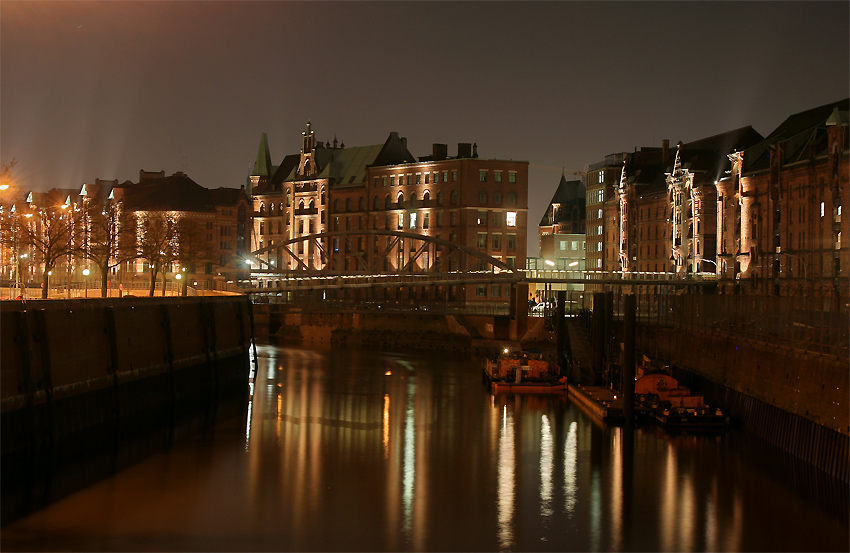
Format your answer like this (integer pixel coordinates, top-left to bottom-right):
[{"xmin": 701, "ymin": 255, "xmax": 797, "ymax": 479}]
[
  {"xmin": 457, "ymin": 143, "xmax": 472, "ymax": 158},
  {"xmin": 662, "ymin": 139, "xmax": 670, "ymax": 165},
  {"xmin": 472, "ymin": 143, "xmax": 478, "ymax": 158},
  {"xmin": 433, "ymin": 143, "xmax": 448, "ymax": 161}
]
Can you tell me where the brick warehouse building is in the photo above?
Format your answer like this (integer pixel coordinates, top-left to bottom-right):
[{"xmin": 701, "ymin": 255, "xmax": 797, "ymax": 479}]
[
  {"xmin": 716, "ymin": 99, "xmax": 849, "ymax": 299},
  {"xmin": 0, "ymin": 171, "xmax": 251, "ymax": 296},
  {"xmin": 248, "ymin": 123, "xmax": 529, "ymax": 305},
  {"xmin": 580, "ymin": 98, "xmax": 848, "ymax": 302}
]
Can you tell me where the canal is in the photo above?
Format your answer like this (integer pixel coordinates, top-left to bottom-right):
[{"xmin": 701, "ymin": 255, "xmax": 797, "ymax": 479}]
[{"xmin": 3, "ymin": 343, "xmax": 848, "ymax": 552}]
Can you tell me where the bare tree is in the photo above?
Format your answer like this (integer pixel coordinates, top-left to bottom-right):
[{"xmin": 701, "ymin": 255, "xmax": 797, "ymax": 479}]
[
  {"xmin": 133, "ymin": 212, "xmax": 177, "ymax": 297},
  {"xmin": 20, "ymin": 206, "xmax": 81, "ymax": 299},
  {"xmin": 79, "ymin": 198, "xmax": 137, "ymax": 297},
  {"xmin": 175, "ymin": 217, "xmax": 216, "ymax": 296}
]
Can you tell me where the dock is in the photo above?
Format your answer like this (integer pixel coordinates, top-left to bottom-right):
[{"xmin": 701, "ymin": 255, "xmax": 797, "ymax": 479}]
[{"xmin": 568, "ymin": 384, "xmax": 625, "ymax": 423}]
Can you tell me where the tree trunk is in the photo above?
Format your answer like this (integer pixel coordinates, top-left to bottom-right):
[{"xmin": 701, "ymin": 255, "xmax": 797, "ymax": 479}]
[
  {"xmin": 149, "ymin": 267, "xmax": 158, "ymax": 297},
  {"xmin": 161, "ymin": 270, "xmax": 167, "ymax": 297},
  {"xmin": 41, "ymin": 271, "xmax": 49, "ymax": 299},
  {"xmin": 100, "ymin": 264, "xmax": 109, "ymax": 298}
]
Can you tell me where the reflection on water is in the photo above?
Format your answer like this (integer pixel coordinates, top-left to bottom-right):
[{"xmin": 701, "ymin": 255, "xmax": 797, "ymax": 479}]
[{"xmin": 3, "ymin": 344, "xmax": 848, "ymax": 552}]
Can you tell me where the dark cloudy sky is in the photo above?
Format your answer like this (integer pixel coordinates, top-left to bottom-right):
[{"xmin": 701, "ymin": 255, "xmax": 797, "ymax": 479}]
[{"xmin": 2, "ymin": 1, "xmax": 848, "ymax": 254}]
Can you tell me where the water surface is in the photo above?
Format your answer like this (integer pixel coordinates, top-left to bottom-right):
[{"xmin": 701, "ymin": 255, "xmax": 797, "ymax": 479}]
[{"xmin": 3, "ymin": 344, "xmax": 847, "ymax": 551}]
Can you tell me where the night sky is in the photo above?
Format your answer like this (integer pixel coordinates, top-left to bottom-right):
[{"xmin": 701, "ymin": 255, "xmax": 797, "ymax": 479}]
[{"xmin": 2, "ymin": 1, "xmax": 848, "ymax": 255}]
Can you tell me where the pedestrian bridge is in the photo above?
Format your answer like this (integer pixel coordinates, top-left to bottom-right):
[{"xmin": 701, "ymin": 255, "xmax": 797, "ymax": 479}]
[{"xmin": 242, "ymin": 230, "xmax": 717, "ymax": 293}]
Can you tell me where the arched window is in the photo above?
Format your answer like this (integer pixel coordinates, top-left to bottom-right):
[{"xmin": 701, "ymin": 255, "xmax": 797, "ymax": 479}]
[
  {"xmin": 397, "ymin": 193, "xmax": 404, "ymax": 209},
  {"xmin": 309, "ymin": 199, "xmax": 315, "ymax": 209},
  {"xmin": 269, "ymin": 203, "xmax": 275, "ymax": 215},
  {"xmin": 333, "ymin": 199, "xmax": 339, "ymax": 212},
  {"xmin": 436, "ymin": 191, "xmax": 444, "ymax": 206},
  {"xmin": 507, "ymin": 191, "xmax": 517, "ymax": 205},
  {"xmin": 299, "ymin": 200, "xmax": 305, "ymax": 210},
  {"xmin": 259, "ymin": 203, "xmax": 266, "ymax": 215},
  {"xmin": 478, "ymin": 190, "xmax": 488, "ymax": 204},
  {"xmin": 346, "ymin": 198, "xmax": 353, "ymax": 212},
  {"xmin": 493, "ymin": 192, "xmax": 502, "ymax": 205},
  {"xmin": 373, "ymin": 196, "xmax": 380, "ymax": 210},
  {"xmin": 286, "ymin": 190, "xmax": 291, "ymax": 207},
  {"xmin": 423, "ymin": 191, "xmax": 430, "ymax": 205},
  {"xmin": 385, "ymin": 195, "xmax": 392, "ymax": 209},
  {"xmin": 359, "ymin": 197, "xmax": 365, "ymax": 211},
  {"xmin": 450, "ymin": 190, "xmax": 458, "ymax": 205},
  {"xmin": 279, "ymin": 203, "xmax": 285, "ymax": 213},
  {"xmin": 409, "ymin": 193, "xmax": 417, "ymax": 208},
  {"xmin": 321, "ymin": 188, "xmax": 326, "ymax": 205}
]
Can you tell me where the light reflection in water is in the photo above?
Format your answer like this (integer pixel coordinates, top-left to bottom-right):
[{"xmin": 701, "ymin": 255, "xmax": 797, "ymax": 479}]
[
  {"xmin": 497, "ymin": 404, "xmax": 515, "ymax": 551},
  {"xmin": 610, "ymin": 427, "xmax": 623, "ymax": 552},
  {"xmin": 402, "ymin": 379, "xmax": 415, "ymax": 539},
  {"xmin": 661, "ymin": 442, "xmax": 677, "ymax": 551},
  {"xmin": 563, "ymin": 421, "xmax": 578, "ymax": 515},
  {"xmin": 383, "ymin": 394, "xmax": 390, "ymax": 459},
  {"xmin": 3, "ymin": 346, "xmax": 847, "ymax": 553},
  {"xmin": 539, "ymin": 415, "xmax": 553, "ymax": 518}
]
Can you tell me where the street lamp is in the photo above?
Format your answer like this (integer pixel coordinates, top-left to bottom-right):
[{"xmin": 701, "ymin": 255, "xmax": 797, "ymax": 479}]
[{"xmin": 82, "ymin": 268, "xmax": 90, "ymax": 297}]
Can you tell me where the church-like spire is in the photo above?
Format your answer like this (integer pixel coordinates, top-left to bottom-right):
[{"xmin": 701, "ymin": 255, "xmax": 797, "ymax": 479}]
[{"xmin": 253, "ymin": 132, "xmax": 272, "ymax": 177}]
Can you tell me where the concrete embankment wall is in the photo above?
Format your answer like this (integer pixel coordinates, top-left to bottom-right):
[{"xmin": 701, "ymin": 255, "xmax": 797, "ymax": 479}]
[
  {"xmin": 638, "ymin": 324, "xmax": 849, "ymax": 482},
  {"xmin": 0, "ymin": 296, "xmax": 253, "ymax": 525}
]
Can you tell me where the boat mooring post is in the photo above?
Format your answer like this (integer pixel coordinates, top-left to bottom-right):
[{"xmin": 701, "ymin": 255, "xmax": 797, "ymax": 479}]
[
  {"xmin": 555, "ymin": 290, "xmax": 570, "ymax": 376},
  {"xmin": 623, "ymin": 294, "xmax": 636, "ymax": 423},
  {"xmin": 591, "ymin": 292, "xmax": 605, "ymax": 383}
]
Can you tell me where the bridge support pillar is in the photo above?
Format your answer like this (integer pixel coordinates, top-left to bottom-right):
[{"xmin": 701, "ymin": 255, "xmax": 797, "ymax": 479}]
[
  {"xmin": 623, "ymin": 294, "xmax": 636, "ymax": 423},
  {"xmin": 510, "ymin": 282, "xmax": 528, "ymax": 342}
]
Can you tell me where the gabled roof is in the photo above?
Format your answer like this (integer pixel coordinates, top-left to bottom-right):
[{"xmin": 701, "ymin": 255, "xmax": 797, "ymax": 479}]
[
  {"xmin": 370, "ymin": 132, "xmax": 417, "ymax": 167},
  {"xmin": 742, "ymin": 99, "xmax": 849, "ymax": 174},
  {"xmin": 255, "ymin": 131, "xmax": 417, "ymax": 194},
  {"xmin": 764, "ymin": 99, "xmax": 849, "ymax": 142},
  {"xmin": 122, "ymin": 172, "xmax": 216, "ymax": 213},
  {"xmin": 539, "ymin": 174, "xmax": 586, "ymax": 227}
]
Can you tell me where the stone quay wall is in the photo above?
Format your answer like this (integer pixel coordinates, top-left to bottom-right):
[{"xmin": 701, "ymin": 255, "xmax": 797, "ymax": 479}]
[
  {"xmin": 0, "ymin": 296, "xmax": 253, "ymax": 525},
  {"xmin": 638, "ymin": 324, "xmax": 849, "ymax": 482}
]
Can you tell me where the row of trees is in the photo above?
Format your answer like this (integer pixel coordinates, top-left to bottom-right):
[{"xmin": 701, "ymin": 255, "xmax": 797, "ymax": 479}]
[{"xmin": 1, "ymin": 188, "xmax": 215, "ymax": 299}]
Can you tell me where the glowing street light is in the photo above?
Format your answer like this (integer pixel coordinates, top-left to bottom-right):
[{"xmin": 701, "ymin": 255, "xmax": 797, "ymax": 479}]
[{"xmin": 82, "ymin": 268, "xmax": 90, "ymax": 297}]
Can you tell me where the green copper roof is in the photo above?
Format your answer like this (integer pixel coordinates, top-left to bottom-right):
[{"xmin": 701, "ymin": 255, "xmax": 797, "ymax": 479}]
[{"xmin": 253, "ymin": 132, "xmax": 273, "ymax": 177}]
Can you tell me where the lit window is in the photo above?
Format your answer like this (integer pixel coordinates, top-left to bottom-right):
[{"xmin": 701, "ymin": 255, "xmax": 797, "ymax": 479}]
[
  {"xmin": 506, "ymin": 211, "xmax": 517, "ymax": 227},
  {"xmin": 423, "ymin": 212, "xmax": 429, "ymax": 229},
  {"xmin": 479, "ymin": 170, "xmax": 487, "ymax": 182},
  {"xmin": 398, "ymin": 214, "xmax": 404, "ymax": 229},
  {"xmin": 598, "ymin": 172, "xmax": 604, "ymax": 184},
  {"xmin": 821, "ymin": 202, "xmax": 825, "ymax": 217},
  {"xmin": 410, "ymin": 213, "xmax": 417, "ymax": 229},
  {"xmin": 416, "ymin": 173, "xmax": 422, "ymax": 184}
]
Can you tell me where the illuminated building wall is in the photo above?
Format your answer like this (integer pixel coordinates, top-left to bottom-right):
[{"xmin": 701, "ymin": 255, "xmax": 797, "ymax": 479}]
[{"xmin": 714, "ymin": 99, "xmax": 849, "ymax": 298}]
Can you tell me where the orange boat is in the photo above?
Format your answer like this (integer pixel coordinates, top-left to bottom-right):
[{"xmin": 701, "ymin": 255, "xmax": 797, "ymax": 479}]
[{"xmin": 484, "ymin": 349, "xmax": 567, "ymax": 394}]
